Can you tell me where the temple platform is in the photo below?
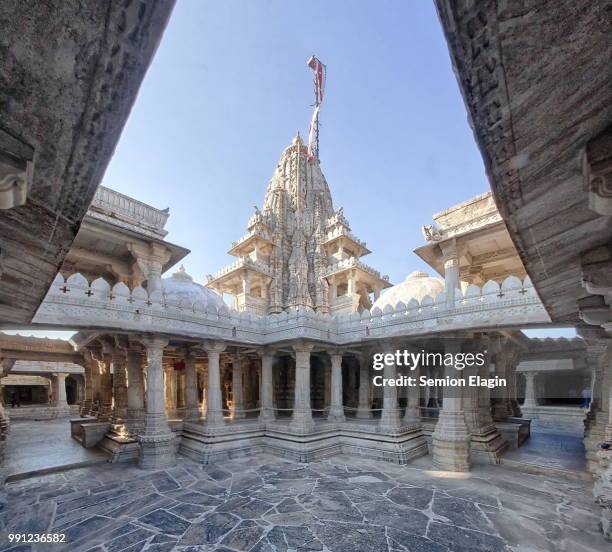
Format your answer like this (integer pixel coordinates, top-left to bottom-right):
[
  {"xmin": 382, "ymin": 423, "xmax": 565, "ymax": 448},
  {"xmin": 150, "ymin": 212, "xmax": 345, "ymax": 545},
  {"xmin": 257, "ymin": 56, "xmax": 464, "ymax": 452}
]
[{"xmin": 180, "ymin": 417, "xmax": 429, "ymax": 465}]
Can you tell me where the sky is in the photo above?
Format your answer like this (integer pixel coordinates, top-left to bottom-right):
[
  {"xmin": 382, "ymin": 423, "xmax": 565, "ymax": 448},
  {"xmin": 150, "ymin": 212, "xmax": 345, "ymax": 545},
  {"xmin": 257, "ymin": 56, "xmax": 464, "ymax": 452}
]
[
  {"xmin": 5, "ymin": 1, "xmax": 575, "ymax": 340},
  {"xmin": 103, "ymin": 0, "xmax": 487, "ymax": 285}
]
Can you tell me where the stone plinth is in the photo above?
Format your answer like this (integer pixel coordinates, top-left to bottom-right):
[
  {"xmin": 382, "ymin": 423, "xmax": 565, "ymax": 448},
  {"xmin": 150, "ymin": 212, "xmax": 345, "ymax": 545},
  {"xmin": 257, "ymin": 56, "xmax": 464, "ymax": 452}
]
[{"xmin": 432, "ymin": 410, "xmax": 471, "ymax": 472}]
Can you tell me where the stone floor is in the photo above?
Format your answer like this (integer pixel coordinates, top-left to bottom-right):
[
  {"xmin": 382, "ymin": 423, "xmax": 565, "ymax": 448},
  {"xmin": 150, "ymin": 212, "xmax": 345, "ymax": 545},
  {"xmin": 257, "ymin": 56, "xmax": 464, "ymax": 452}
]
[
  {"xmin": 501, "ymin": 430, "xmax": 587, "ymax": 475},
  {"xmin": 3, "ymin": 419, "xmax": 107, "ymax": 481},
  {"xmin": 1, "ymin": 451, "xmax": 608, "ymax": 552}
]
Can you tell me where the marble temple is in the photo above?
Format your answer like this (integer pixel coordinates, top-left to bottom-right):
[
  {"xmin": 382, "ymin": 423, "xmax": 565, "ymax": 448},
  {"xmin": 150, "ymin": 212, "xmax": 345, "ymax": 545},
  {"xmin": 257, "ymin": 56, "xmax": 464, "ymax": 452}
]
[{"xmin": 0, "ymin": 1, "xmax": 611, "ymax": 551}]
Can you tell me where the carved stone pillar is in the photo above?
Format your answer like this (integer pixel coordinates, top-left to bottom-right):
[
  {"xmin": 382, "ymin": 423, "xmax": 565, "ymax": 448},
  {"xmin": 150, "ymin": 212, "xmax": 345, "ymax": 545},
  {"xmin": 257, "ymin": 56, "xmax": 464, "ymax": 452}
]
[
  {"xmin": 508, "ymin": 359, "xmax": 522, "ymax": 417},
  {"xmin": 593, "ymin": 333, "xmax": 612, "ymax": 540},
  {"xmin": 184, "ymin": 351, "xmax": 200, "ymax": 421},
  {"xmin": 324, "ymin": 358, "xmax": 331, "ymax": 410},
  {"xmin": 522, "ymin": 372, "xmax": 539, "ymax": 408},
  {"xmin": 492, "ymin": 352, "xmax": 512, "ymax": 420},
  {"xmin": 176, "ymin": 373, "xmax": 185, "ymax": 409},
  {"xmin": 204, "ymin": 341, "xmax": 226, "ymax": 427},
  {"xmin": 356, "ymin": 352, "xmax": 372, "ymax": 419},
  {"xmin": 441, "ymin": 241, "xmax": 460, "ymax": 308},
  {"xmin": 291, "ymin": 342, "xmax": 314, "ymax": 431},
  {"xmin": 54, "ymin": 373, "xmax": 69, "ymax": 410},
  {"xmin": 98, "ymin": 349, "xmax": 113, "ymax": 421},
  {"xmin": 328, "ymin": 350, "xmax": 345, "ymax": 422},
  {"xmin": 126, "ymin": 350, "xmax": 145, "ymax": 432},
  {"xmin": 138, "ymin": 336, "xmax": 175, "ymax": 469},
  {"xmin": 164, "ymin": 365, "xmax": 177, "ymax": 415},
  {"xmin": 379, "ymin": 341, "xmax": 401, "ymax": 431},
  {"xmin": 404, "ymin": 364, "xmax": 420, "ymax": 423},
  {"xmin": 128, "ymin": 242, "xmax": 171, "ymax": 295},
  {"xmin": 111, "ymin": 350, "xmax": 128, "ymax": 424},
  {"xmin": 80, "ymin": 351, "xmax": 95, "ymax": 416},
  {"xmin": 432, "ymin": 340, "xmax": 470, "ymax": 472},
  {"xmin": 258, "ymin": 349, "xmax": 275, "ymax": 422},
  {"xmin": 231, "ymin": 354, "xmax": 245, "ymax": 419}
]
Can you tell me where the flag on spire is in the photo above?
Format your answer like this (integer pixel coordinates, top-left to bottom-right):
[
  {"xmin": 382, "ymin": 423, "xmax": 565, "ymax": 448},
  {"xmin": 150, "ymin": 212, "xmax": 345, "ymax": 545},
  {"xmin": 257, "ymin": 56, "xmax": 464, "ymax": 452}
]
[{"xmin": 306, "ymin": 56, "xmax": 326, "ymax": 161}]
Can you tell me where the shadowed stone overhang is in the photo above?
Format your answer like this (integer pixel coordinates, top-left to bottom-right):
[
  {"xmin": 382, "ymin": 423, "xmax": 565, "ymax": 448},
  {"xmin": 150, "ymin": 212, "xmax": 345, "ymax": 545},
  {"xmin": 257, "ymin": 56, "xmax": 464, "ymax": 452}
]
[
  {"xmin": 0, "ymin": 0, "xmax": 175, "ymax": 324},
  {"xmin": 434, "ymin": 0, "xmax": 612, "ymax": 322}
]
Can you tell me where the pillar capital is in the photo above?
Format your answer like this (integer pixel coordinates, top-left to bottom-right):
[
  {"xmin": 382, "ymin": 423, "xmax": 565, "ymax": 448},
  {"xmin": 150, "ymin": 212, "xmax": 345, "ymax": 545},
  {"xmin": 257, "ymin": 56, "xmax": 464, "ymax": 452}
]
[
  {"xmin": 140, "ymin": 335, "xmax": 169, "ymax": 361},
  {"xmin": 255, "ymin": 346, "xmax": 276, "ymax": 359},
  {"xmin": 292, "ymin": 341, "xmax": 315, "ymax": 354},
  {"xmin": 202, "ymin": 340, "xmax": 226, "ymax": 354}
]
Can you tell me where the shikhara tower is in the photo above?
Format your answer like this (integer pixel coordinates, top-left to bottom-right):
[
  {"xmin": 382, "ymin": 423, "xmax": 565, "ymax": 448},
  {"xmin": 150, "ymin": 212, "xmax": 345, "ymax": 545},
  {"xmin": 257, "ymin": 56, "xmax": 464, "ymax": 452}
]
[{"xmin": 207, "ymin": 132, "xmax": 391, "ymax": 315}]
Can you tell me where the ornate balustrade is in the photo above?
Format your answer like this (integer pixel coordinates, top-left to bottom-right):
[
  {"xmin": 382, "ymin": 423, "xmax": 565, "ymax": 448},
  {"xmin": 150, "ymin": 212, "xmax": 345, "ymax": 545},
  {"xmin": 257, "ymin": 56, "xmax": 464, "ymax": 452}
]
[
  {"xmin": 208, "ymin": 256, "xmax": 273, "ymax": 281},
  {"xmin": 33, "ymin": 273, "xmax": 550, "ymax": 345},
  {"xmin": 90, "ymin": 186, "xmax": 169, "ymax": 239}
]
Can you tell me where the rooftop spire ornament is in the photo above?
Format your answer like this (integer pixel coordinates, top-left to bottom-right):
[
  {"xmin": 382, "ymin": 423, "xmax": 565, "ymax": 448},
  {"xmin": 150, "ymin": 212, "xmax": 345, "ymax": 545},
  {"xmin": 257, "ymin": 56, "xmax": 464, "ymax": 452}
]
[{"xmin": 306, "ymin": 55, "xmax": 326, "ymax": 162}]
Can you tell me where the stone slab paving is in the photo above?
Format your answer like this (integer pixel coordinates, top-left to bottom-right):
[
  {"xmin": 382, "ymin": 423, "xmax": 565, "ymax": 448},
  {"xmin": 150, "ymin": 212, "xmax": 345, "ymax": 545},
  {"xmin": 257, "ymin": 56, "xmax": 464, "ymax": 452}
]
[
  {"xmin": 0, "ymin": 453, "xmax": 608, "ymax": 552},
  {"xmin": 4, "ymin": 419, "xmax": 107, "ymax": 481},
  {"xmin": 501, "ymin": 430, "xmax": 587, "ymax": 473}
]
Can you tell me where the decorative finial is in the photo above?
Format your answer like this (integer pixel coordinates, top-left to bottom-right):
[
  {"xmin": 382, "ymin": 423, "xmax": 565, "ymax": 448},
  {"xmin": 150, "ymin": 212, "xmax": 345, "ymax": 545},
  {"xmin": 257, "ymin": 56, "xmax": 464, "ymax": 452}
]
[{"xmin": 293, "ymin": 131, "xmax": 303, "ymax": 146}]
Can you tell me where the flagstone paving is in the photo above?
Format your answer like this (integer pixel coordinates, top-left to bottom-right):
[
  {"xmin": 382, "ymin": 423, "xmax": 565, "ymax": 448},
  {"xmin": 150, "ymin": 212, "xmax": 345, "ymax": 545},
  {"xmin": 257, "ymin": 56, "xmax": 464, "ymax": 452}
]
[{"xmin": 0, "ymin": 453, "xmax": 608, "ymax": 552}]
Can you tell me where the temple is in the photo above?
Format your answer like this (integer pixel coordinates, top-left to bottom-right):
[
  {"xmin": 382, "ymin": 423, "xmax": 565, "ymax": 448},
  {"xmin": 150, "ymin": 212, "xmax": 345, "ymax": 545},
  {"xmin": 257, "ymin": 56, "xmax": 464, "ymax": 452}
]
[
  {"xmin": 207, "ymin": 133, "xmax": 390, "ymax": 315},
  {"xmin": 0, "ymin": 2, "xmax": 611, "ymax": 549}
]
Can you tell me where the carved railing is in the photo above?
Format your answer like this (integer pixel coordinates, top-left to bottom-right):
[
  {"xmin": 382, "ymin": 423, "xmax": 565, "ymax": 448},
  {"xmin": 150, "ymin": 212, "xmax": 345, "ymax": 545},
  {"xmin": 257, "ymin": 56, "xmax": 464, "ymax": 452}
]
[
  {"xmin": 208, "ymin": 256, "xmax": 273, "ymax": 281},
  {"xmin": 324, "ymin": 227, "xmax": 367, "ymax": 249},
  {"xmin": 34, "ymin": 273, "xmax": 550, "ymax": 345},
  {"xmin": 90, "ymin": 186, "xmax": 170, "ymax": 238},
  {"xmin": 324, "ymin": 257, "xmax": 388, "ymax": 280}
]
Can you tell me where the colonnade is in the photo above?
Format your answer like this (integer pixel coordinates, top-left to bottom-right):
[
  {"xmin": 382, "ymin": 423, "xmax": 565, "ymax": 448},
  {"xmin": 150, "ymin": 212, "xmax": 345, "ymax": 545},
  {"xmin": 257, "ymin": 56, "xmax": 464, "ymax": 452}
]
[{"xmin": 76, "ymin": 334, "xmax": 529, "ymax": 472}]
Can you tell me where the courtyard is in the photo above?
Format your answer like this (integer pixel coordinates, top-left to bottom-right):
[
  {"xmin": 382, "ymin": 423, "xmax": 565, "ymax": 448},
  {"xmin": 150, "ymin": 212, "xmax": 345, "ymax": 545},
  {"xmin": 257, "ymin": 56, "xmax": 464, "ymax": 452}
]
[{"xmin": 0, "ymin": 420, "xmax": 608, "ymax": 552}]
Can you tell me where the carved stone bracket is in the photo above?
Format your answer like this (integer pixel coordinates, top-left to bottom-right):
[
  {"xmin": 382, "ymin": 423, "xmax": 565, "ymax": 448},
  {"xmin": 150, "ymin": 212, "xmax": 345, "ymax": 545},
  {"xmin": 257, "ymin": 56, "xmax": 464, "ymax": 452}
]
[
  {"xmin": 583, "ymin": 123, "xmax": 612, "ymax": 216},
  {"xmin": 0, "ymin": 127, "xmax": 34, "ymax": 210}
]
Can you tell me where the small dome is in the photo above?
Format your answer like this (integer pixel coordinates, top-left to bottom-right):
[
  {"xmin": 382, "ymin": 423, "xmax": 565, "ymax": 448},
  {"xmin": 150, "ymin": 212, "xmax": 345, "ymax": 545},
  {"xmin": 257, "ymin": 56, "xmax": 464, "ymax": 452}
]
[
  {"xmin": 372, "ymin": 270, "xmax": 444, "ymax": 309},
  {"xmin": 162, "ymin": 266, "xmax": 225, "ymax": 310}
]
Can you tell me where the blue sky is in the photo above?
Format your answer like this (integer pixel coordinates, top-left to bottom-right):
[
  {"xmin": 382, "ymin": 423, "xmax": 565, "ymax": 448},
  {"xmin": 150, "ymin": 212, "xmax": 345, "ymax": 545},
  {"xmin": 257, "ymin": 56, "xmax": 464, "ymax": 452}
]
[
  {"xmin": 103, "ymin": 0, "xmax": 488, "ymax": 285},
  {"xmin": 6, "ymin": 1, "xmax": 574, "ymax": 340}
]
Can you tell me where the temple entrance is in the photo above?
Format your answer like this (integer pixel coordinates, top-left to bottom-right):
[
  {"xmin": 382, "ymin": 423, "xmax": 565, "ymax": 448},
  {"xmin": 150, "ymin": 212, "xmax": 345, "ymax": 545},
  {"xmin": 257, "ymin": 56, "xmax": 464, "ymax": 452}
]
[{"xmin": 65, "ymin": 375, "xmax": 77, "ymax": 405}]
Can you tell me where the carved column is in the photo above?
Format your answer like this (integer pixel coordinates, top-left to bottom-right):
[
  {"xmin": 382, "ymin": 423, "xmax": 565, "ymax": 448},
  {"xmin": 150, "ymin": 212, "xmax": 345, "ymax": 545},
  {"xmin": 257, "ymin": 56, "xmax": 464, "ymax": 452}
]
[
  {"xmin": 54, "ymin": 373, "xmax": 69, "ymax": 411},
  {"xmin": 404, "ymin": 363, "xmax": 420, "ymax": 423},
  {"xmin": 441, "ymin": 241, "xmax": 460, "ymax": 308},
  {"xmin": 80, "ymin": 351, "xmax": 96, "ymax": 416},
  {"xmin": 356, "ymin": 352, "xmax": 372, "ymax": 419},
  {"xmin": 184, "ymin": 351, "xmax": 200, "ymax": 421},
  {"xmin": 111, "ymin": 349, "xmax": 128, "ymax": 424},
  {"xmin": 328, "ymin": 350, "xmax": 345, "ymax": 422},
  {"xmin": 258, "ymin": 349, "xmax": 275, "ymax": 422},
  {"xmin": 231, "ymin": 354, "xmax": 246, "ymax": 419},
  {"xmin": 583, "ymin": 337, "xmax": 610, "ymax": 475},
  {"xmin": 291, "ymin": 342, "xmax": 314, "ymax": 431},
  {"xmin": 432, "ymin": 340, "xmax": 470, "ymax": 472},
  {"xmin": 98, "ymin": 346, "xmax": 113, "ymax": 421},
  {"xmin": 126, "ymin": 349, "xmax": 145, "ymax": 432},
  {"xmin": 492, "ymin": 341, "xmax": 514, "ymax": 420},
  {"xmin": 508, "ymin": 357, "xmax": 522, "ymax": 417},
  {"xmin": 128, "ymin": 242, "xmax": 171, "ymax": 295},
  {"xmin": 522, "ymin": 372, "xmax": 538, "ymax": 408},
  {"xmin": 138, "ymin": 336, "xmax": 175, "ymax": 469},
  {"xmin": 324, "ymin": 357, "xmax": 331, "ymax": 411},
  {"xmin": 379, "ymin": 341, "xmax": 401, "ymax": 431},
  {"xmin": 164, "ymin": 365, "xmax": 177, "ymax": 415},
  {"xmin": 593, "ymin": 332, "xmax": 612, "ymax": 540},
  {"xmin": 204, "ymin": 341, "xmax": 226, "ymax": 427}
]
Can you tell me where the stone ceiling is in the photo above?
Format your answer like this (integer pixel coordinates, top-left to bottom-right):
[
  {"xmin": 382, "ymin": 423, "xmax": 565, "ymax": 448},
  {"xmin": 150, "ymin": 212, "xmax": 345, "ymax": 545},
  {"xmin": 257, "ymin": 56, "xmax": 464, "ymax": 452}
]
[
  {"xmin": 0, "ymin": 1, "xmax": 175, "ymax": 324},
  {"xmin": 434, "ymin": 0, "xmax": 612, "ymax": 322}
]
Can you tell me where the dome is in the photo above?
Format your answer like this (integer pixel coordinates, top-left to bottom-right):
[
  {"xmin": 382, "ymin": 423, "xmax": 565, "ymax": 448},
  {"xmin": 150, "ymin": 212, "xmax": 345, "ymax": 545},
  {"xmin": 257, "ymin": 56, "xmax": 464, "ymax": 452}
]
[
  {"xmin": 372, "ymin": 270, "xmax": 444, "ymax": 309},
  {"xmin": 162, "ymin": 266, "xmax": 226, "ymax": 310}
]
